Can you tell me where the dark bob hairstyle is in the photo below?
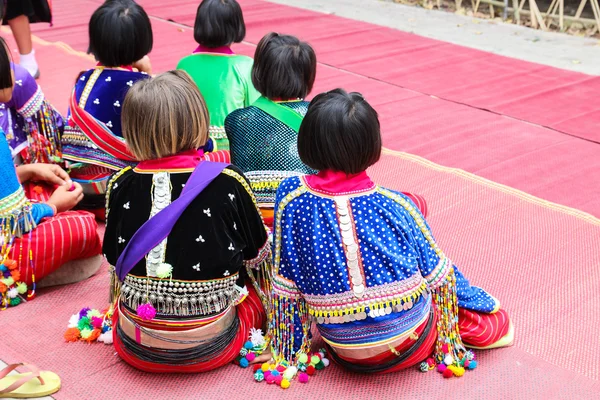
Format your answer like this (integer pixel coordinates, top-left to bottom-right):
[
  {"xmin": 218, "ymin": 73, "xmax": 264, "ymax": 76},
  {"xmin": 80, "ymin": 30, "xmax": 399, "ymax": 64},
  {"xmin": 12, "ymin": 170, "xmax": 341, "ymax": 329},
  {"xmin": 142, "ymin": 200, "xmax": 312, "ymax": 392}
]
[
  {"xmin": 251, "ymin": 32, "xmax": 316, "ymax": 100},
  {"xmin": 194, "ymin": 0, "xmax": 246, "ymax": 48},
  {"xmin": 0, "ymin": 37, "xmax": 13, "ymax": 90},
  {"xmin": 298, "ymin": 89, "xmax": 381, "ymax": 174},
  {"xmin": 88, "ymin": 0, "xmax": 153, "ymax": 67}
]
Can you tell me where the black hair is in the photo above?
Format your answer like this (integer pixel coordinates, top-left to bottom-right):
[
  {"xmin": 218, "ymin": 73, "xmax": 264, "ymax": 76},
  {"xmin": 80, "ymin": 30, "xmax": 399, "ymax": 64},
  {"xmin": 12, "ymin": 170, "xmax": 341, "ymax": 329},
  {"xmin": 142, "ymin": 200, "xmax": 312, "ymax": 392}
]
[
  {"xmin": 252, "ymin": 32, "xmax": 316, "ymax": 100},
  {"xmin": 193, "ymin": 0, "xmax": 245, "ymax": 48},
  {"xmin": 298, "ymin": 89, "xmax": 381, "ymax": 174},
  {"xmin": 0, "ymin": 37, "xmax": 13, "ymax": 90},
  {"xmin": 88, "ymin": 0, "xmax": 153, "ymax": 67}
]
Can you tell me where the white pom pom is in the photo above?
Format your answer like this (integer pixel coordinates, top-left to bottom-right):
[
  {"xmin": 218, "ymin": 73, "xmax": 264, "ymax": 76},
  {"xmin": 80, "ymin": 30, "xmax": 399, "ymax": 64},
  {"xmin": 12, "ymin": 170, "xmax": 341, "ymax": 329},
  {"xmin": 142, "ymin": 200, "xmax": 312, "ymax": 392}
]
[
  {"xmin": 322, "ymin": 358, "xmax": 330, "ymax": 367},
  {"xmin": 98, "ymin": 330, "xmax": 113, "ymax": 345},
  {"xmin": 68, "ymin": 314, "xmax": 80, "ymax": 328},
  {"xmin": 156, "ymin": 263, "xmax": 173, "ymax": 279},
  {"xmin": 7, "ymin": 288, "xmax": 18, "ymax": 298},
  {"xmin": 444, "ymin": 354, "xmax": 454, "ymax": 366},
  {"xmin": 249, "ymin": 327, "xmax": 266, "ymax": 347}
]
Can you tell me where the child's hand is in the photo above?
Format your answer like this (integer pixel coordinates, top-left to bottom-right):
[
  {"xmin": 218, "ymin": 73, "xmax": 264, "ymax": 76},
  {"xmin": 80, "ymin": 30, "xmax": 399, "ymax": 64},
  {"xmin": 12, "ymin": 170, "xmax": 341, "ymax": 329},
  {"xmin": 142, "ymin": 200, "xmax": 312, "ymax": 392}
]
[
  {"xmin": 133, "ymin": 55, "xmax": 152, "ymax": 75},
  {"xmin": 17, "ymin": 164, "xmax": 72, "ymax": 187},
  {"xmin": 47, "ymin": 182, "xmax": 83, "ymax": 213},
  {"xmin": 250, "ymin": 350, "xmax": 272, "ymax": 364}
]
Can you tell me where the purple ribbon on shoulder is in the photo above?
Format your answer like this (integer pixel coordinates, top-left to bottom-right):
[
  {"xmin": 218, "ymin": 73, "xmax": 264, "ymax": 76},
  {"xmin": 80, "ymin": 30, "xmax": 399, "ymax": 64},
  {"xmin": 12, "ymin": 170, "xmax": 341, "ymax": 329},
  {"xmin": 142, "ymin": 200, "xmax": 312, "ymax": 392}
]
[{"xmin": 115, "ymin": 161, "xmax": 228, "ymax": 281}]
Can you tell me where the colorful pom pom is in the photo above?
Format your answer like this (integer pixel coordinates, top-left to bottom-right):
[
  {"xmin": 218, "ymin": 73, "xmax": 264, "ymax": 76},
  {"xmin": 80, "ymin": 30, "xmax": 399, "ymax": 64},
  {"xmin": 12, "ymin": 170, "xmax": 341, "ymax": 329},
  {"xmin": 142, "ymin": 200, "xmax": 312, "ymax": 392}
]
[
  {"xmin": 91, "ymin": 316, "xmax": 104, "ymax": 329},
  {"xmin": 261, "ymin": 362, "xmax": 270, "ymax": 372},
  {"xmin": 16, "ymin": 282, "xmax": 27, "ymax": 295},
  {"xmin": 306, "ymin": 365, "xmax": 315, "ymax": 376},
  {"xmin": 137, "ymin": 303, "xmax": 156, "ymax": 321},
  {"xmin": 468, "ymin": 360, "xmax": 478, "ymax": 370},
  {"xmin": 463, "ymin": 359, "xmax": 470, "ymax": 368},
  {"xmin": 78, "ymin": 307, "xmax": 91, "ymax": 319},
  {"xmin": 444, "ymin": 354, "xmax": 454, "ymax": 366},
  {"xmin": 80, "ymin": 328, "xmax": 94, "ymax": 340},
  {"xmin": 274, "ymin": 375, "xmax": 283, "ymax": 385},
  {"xmin": 4, "ymin": 259, "xmax": 17, "ymax": 270},
  {"xmin": 265, "ymin": 375, "xmax": 275, "ymax": 384},
  {"xmin": 239, "ymin": 348, "xmax": 248, "ymax": 357},
  {"xmin": 442, "ymin": 368, "xmax": 454, "ymax": 379},
  {"xmin": 77, "ymin": 317, "xmax": 91, "ymax": 331},
  {"xmin": 64, "ymin": 327, "xmax": 80, "ymax": 342},
  {"xmin": 98, "ymin": 330, "xmax": 113, "ymax": 344},
  {"xmin": 252, "ymin": 364, "xmax": 262, "ymax": 372},
  {"xmin": 156, "ymin": 263, "xmax": 173, "ymax": 279},
  {"xmin": 315, "ymin": 360, "xmax": 325, "ymax": 370},
  {"xmin": 276, "ymin": 365, "xmax": 286, "ymax": 373},
  {"xmin": 10, "ymin": 270, "xmax": 20, "ymax": 282},
  {"xmin": 298, "ymin": 372, "xmax": 309, "ymax": 383},
  {"xmin": 419, "ymin": 362, "xmax": 429, "ymax": 372},
  {"xmin": 239, "ymin": 358, "xmax": 249, "ymax": 368},
  {"xmin": 298, "ymin": 353, "xmax": 309, "ymax": 364},
  {"xmin": 246, "ymin": 352, "xmax": 256, "ymax": 362},
  {"xmin": 254, "ymin": 370, "xmax": 264, "ymax": 382},
  {"xmin": 322, "ymin": 358, "xmax": 330, "ymax": 367},
  {"xmin": 280, "ymin": 379, "xmax": 290, "ymax": 389},
  {"xmin": 442, "ymin": 343, "xmax": 449, "ymax": 353},
  {"xmin": 437, "ymin": 363, "xmax": 447, "ymax": 373},
  {"xmin": 9, "ymin": 297, "xmax": 21, "ymax": 306},
  {"xmin": 83, "ymin": 329, "xmax": 101, "ymax": 342},
  {"xmin": 270, "ymin": 369, "xmax": 279, "ymax": 377},
  {"xmin": 7, "ymin": 287, "xmax": 18, "ymax": 299},
  {"xmin": 244, "ymin": 341, "xmax": 254, "ymax": 350},
  {"xmin": 426, "ymin": 357, "xmax": 436, "ymax": 367},
  {"xmin": 310, "ymin": 355, "xmax": 320, "ymax": 365}
]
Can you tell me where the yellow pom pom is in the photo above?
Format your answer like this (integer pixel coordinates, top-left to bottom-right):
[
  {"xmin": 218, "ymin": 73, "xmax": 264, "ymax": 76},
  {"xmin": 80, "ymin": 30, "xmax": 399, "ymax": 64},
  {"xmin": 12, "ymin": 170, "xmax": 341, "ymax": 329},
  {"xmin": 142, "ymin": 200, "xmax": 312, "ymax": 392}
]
[
  {"xmin": 261, "ymin": 362, "xmax": 270, "ymax": 372},
  {"xmin": 447, "ymin": 365, "xmax": 465, "ymax": 377},
  {"xmin": 280, "ymin": 379, "xmax": 290, "ymax": 389}
]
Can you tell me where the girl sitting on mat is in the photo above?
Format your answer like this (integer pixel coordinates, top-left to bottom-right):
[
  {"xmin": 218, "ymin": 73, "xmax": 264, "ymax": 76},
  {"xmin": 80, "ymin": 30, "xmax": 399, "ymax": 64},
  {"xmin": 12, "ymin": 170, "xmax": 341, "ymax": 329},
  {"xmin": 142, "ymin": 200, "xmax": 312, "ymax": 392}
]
[
  {"xmin": 254, "ymin": 89, "xmax": 513, "ymax": 385},
  {"xmin": 177, "ymin": 0, "xmax": 260, "ymax": 151},
  {"xmin": 0, "ymin": 128, "xmax": 102, "ymax": 309},
  {"xmin": 0, "ymin": 37, "xmax": 63, "ymax": 165},
  {"xmin": 61, "ymin": 0, "xmax": 153, "ymax": 220},
  {"xmin": 224, "ymin": 33, "xmax": 317, "ymax": 229},
  {"xmin": 104, "ymin": 70, "xmax": 271, "ymax": 373}
]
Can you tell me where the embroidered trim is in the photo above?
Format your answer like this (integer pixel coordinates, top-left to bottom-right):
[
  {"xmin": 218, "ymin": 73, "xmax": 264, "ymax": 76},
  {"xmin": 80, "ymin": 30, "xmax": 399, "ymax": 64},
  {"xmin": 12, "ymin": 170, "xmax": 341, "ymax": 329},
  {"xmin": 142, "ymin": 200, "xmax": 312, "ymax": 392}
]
[
  {"xmin": 244, "ymin": 240, "xmax": 271, "ymax": 269},
  {"xmin": 145, "ymin": 172, "xmax": 171, "ymax": 277},
  {"xmin": 0, "ymin": 187, "xmax": 30, "ymax": 217},
  {"xmin": 79, "ymin": 69, "xmax": 103, "ymax": 108},
  {"xmin": 273, "ymin": 185, "xmax": 308, "ymax": 272},
  {"xmin": 208, "ymin": 125, "xmax": 227, "ymax": 139},
  {"xmin": 17, "ymin": 86, "xmax": 44, "ymax": 118},
  {"xmin": 302, "ymin": 175, "xmax": 377, "ymax": 198},
  {"xmin": 272, "ymin": 274, "xmax": 302, "ymax": 299}
]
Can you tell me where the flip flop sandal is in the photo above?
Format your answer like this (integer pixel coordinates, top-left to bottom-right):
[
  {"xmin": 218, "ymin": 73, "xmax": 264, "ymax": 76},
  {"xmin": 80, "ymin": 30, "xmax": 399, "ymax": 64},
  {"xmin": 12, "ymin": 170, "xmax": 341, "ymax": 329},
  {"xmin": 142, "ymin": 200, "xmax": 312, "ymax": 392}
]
[{"xmin": 0, "ymin": 363, "xmax": 61, "ymax": 398}]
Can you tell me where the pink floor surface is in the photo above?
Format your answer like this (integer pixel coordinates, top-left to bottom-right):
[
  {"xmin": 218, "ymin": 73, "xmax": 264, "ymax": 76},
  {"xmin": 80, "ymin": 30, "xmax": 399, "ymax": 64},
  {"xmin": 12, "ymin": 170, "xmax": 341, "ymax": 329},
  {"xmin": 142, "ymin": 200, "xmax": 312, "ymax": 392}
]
[
  {"xmin": 1, "ymin": 0, "xmax": 599, "ymax": 398},
  {"xmin": 22, "ymin": 0, "xmax": 600, "ymax": 217}
]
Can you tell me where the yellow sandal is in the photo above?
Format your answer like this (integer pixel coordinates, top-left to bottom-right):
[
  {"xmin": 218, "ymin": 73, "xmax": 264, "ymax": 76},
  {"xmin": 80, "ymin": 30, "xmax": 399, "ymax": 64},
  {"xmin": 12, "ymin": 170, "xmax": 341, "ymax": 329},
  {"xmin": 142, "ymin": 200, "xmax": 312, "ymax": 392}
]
[{"xmin": 0, "ymin": 363, "xmax": 61, "ymax": 398}]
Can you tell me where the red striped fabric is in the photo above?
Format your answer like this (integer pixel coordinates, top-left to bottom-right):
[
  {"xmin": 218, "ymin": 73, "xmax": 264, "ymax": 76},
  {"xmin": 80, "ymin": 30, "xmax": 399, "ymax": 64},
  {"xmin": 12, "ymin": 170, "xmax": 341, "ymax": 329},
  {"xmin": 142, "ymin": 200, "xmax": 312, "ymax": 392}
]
[
  {"xmin": 458, "ymin": 308, "xmax": 511, "ymax": 348},
  {"xmin": 203, "ymin": 150, "xmax": 231, "ymax": 163},
  {"xmin": 112, "ymin": 283, "xmax": 266, "ymax": 373}
]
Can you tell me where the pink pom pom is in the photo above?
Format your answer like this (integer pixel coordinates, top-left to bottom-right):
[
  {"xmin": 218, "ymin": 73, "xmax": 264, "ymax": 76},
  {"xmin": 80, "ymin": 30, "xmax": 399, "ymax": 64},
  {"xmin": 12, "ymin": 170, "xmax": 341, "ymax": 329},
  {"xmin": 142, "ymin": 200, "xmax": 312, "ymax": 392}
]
[
  {"xmin": 91, "ymin": 316, "xmax": 104, "ymax": 329},
  {"xmin": 426, "ymin": 357, "xmax": 436, "ymax": 367},
  {"xmin": 264, "ymin": 370, "xmax": 272, "ymax": 377},
  {"xmin": 274, "ymin": 375, "xmax": 283, "ymax": 385},
  {"xmin": 276, "ymin": 365, "xmax": 286, "ymax": 372},
  {"xmin": 298, "ymin": 372, "xmax": 309, "ymax": 383},
  {"xmin": 442, "ymin": 343, "xmax": 449, "ymax": 353},
  {"xmin": 137, "ymin": 303, "xmax": 156, "ymax": 321},
  {"xmin": 442, "ymin": 368, "xmax": 453, "ymax": 379},
  {"xmin": 246, "ymin": 352, "xmax": 256, "ymax": 362},
  {"xmin": 265, "ymin": 375, "xmax": 276, "ymax": 384},
  {"xmin": 464, "ymin": 359, "xmax": 470, "ymax": 368},
  {"xmin": 437, "ymin": 363, "xmax": 447, "ymax": 373}
]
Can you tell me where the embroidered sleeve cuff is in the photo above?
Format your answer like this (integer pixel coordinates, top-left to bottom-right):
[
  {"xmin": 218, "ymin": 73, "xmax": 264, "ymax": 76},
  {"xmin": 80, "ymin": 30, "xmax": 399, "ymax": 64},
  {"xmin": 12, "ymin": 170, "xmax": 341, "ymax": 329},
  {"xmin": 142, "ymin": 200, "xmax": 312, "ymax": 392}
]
[
  {"xmin": 424, "ymin": 256, "xmax": 452, "ymax": 289},
  {"xmin": 244, "ymin": 240, "xmax": 271, "ymax": 269}
]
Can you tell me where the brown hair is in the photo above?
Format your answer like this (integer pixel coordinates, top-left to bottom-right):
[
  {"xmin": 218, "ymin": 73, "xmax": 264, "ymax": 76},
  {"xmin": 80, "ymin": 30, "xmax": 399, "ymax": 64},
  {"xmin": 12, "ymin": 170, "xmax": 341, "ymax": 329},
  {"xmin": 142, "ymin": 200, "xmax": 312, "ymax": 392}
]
[{"xmin": 122, "ymin": 70, "xmax": 209, "ymax": 160}]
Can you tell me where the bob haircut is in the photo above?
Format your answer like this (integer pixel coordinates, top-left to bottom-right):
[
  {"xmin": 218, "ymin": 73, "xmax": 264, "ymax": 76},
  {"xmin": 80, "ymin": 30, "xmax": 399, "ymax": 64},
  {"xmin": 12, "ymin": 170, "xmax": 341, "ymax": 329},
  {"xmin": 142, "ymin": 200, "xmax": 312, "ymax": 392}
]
[
  {"xmin": 88, "ymin": 0, "xmax": 153, "ymax": 67},
  {"xmin": 251, "ymin": 32, "xmax": 316, "ymax": 100},
  {"xmin": 194, "ymin": 0, "xmax": 245, "ymax": 48},
  {"xmin": 122, "ymin": 70, "xmax": 209, "ymax": 161},
  {"xmin": 0, "ymin": 37, "xmax": 14, "ymax": 90},
  {"xmin": 298, "ymin": 89, "xmax": 381, "ymax": 174}
]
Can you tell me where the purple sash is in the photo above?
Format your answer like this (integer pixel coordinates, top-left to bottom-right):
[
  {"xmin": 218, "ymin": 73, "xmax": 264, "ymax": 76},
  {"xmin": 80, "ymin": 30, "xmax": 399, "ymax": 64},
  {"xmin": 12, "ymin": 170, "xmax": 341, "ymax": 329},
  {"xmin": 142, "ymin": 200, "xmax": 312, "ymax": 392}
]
[{"xmin": 115, "ymin": 161, "xmax": 228, "ymax": 281}]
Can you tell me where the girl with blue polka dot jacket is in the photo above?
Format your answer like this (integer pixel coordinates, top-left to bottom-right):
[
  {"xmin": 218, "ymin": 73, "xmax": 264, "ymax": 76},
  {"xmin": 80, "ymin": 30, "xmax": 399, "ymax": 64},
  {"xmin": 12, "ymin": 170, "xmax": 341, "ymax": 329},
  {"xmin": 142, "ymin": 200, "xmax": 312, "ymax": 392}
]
[{"xmin": 266, "ymin": 89, "xmax": 514, "ymax": 375}]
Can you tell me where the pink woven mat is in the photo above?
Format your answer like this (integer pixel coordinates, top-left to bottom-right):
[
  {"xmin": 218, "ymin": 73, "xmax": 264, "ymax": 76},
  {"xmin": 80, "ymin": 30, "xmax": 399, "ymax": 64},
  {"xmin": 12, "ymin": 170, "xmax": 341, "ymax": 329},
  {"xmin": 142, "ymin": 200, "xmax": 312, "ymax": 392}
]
[{"xmin": 2, "ymin": 152, "xmax": 599, "ymax": 399}]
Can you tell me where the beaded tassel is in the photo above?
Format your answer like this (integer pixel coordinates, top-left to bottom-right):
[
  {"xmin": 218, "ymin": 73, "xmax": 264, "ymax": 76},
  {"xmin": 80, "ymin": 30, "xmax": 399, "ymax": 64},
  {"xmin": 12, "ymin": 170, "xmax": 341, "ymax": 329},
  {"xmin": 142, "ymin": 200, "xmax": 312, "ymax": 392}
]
[
  {"xmin": 269, "ymin": 291, "xmax": 311, "ymax": 364},
  {"xmin": 432, "ymin": 267, "xmax": 468, "ymax": 369},
  {"xmin": 22, "ymin": 101, "xmax": 62, "ymax": 164}
]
